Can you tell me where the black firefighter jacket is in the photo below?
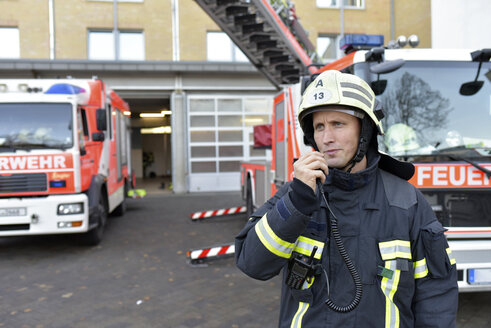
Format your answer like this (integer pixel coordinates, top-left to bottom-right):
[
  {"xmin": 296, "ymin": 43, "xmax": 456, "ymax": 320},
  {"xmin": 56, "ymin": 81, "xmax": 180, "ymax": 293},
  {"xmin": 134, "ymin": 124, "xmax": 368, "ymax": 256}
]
[{"xmin": 235, "ymin": 154, "xmax": 458, "ymax": 328}]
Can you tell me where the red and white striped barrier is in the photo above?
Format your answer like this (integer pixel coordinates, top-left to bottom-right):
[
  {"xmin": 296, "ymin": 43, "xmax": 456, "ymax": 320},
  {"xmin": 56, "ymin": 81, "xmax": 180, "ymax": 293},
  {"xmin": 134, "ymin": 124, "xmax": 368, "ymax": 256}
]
[
  {"xmin": 190, "ymin": 206, "xmax": 246, "ymax": 221},
  {"xmin": 186, "ymin": 243, "xmax": 235, "ymax": 264}
]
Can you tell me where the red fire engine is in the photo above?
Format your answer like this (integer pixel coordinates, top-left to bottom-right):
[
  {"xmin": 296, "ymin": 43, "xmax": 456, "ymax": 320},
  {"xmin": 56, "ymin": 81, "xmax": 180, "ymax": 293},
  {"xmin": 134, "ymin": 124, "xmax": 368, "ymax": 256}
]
[
  {"xmin": 0, "ymin": 78, "xmax": 133, "ymax": 245},
  {"xmin": 196, "ymin": 0, "xmax": 491, "ymax": 291}
]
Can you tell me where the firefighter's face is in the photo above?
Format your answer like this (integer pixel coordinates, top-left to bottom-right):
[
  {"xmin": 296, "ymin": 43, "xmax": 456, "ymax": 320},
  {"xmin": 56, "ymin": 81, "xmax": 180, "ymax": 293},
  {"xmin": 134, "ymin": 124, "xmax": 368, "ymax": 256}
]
[{"xmin": 313, "ymin": 110, "xmax": 361, "ymax": 171}]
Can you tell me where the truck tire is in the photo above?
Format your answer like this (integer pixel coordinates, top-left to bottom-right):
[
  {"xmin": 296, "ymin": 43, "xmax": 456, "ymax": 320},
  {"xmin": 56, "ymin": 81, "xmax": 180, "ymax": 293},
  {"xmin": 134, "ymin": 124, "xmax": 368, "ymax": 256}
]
[
  {"xmin": 246, "ymin": 177, "xmax": 253, "ymax": 219},
  {"xmin": 80, "ymin": 191, "xmax": 108, "ymax": 246}
]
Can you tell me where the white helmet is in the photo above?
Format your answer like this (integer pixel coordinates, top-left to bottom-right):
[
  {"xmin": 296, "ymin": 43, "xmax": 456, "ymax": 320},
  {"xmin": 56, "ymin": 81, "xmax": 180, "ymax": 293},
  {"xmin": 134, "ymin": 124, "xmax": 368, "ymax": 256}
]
[{"xmin": 298, "ymin": 70, "xmax": 414, "ymax": 179}]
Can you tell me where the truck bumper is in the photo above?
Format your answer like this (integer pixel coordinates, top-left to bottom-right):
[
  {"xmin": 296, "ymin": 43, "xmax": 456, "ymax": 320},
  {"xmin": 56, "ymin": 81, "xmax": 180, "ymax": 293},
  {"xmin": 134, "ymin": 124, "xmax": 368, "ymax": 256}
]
[
  {"xmin": 449, "ymin": 240, "xmax": 491, "ymax": 292},
  {"xmin": 0, "ymin": 194, "xmax": 89, "ymax": 236}
]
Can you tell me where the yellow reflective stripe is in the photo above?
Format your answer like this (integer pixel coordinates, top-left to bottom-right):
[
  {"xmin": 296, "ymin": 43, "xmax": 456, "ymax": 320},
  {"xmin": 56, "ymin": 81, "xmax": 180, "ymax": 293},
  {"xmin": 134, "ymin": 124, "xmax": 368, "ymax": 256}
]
[
  {"xmin": 413, "ymin": 258, "xmax": 428, "ymax": 279},
  {"xmin": 290, "ymin": 302, "xmax": 309, "ymax": 328},
  {"xmin": 380, "ymin": 260, "xmax": 400, "ymax": 328},
  {"xmin": 254, "ymin": 214, "xmax": 294, "ymax": 259},
  {"xmin": 379, "ymin": 240, "xmax": 412, "ymax": 261},
  {"xmin": 446, "ymin": 248, "xmax": 457, "ymax": 265},
  {"xmin": 294, "ymin": 236, "xmax": 324, "ymax": 260},
  {"xmin": 379, "ymin": 240, "xmax": 411, "ymax": 248},
  {"xmin": 301, "ymin": 276, "xmax": 315, "ymax": 290}
]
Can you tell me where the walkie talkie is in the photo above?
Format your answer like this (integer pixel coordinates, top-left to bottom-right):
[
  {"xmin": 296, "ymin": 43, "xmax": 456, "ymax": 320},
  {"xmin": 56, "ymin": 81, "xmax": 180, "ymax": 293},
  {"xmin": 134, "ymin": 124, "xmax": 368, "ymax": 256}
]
[{"xmin": 286, "ymin": 246, "xmax": 318, "ymax": 289}]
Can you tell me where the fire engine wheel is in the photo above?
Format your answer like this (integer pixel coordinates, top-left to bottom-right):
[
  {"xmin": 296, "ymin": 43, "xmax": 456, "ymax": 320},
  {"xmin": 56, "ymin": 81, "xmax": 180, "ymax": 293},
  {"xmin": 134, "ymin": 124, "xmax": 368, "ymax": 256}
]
[
  {"xmin": 80, "ymin": 193, "xmax": 108, "ymax": 246},
  {"xmin": 113, "ymin": 197, "xmax": 126, "ymax": 216},
  {"xmin": 246, "ymin": 177, "xmax": 253, "ymax": 219}
]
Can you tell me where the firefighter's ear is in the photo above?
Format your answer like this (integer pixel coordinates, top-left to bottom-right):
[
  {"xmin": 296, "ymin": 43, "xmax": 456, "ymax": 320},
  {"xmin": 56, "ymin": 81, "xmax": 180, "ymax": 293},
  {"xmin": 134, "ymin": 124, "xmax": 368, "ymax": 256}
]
[{"xmin": 303, "ymin": 135, "xmax": 316, "ymax": 149}]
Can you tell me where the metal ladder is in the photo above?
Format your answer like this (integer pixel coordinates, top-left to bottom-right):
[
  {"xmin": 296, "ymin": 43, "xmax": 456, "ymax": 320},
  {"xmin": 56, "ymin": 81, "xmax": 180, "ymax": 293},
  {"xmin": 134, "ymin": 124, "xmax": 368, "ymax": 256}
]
[{"xmin": 194, "ymin": 0, "xmax": 320, "ymax": 88}]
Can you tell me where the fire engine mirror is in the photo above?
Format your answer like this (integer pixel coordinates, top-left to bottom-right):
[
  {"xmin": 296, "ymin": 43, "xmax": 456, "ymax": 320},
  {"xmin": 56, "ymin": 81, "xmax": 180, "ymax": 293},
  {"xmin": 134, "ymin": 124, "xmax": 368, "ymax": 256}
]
[
  {"xmin": 92, "ymin": 132, "xmax": 105, "ymax": 142},
  {"xmin": 369, "ymin": 59, "xmax": 405, "ymax": 74},
  {"xmin": 459, "ymin": 81, "xmax": 484, "ymax": 96},
  {"xmin": 96, "ymin": 108, "xmax": 107, "ymax": 131},
  {"xmin": 371, "ymin": 80, "xmax": 387, "ymax": 96}
]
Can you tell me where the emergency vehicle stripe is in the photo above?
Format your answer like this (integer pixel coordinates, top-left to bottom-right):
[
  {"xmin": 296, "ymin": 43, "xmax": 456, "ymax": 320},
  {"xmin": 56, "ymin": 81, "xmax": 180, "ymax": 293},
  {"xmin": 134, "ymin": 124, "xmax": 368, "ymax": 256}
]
[
  {"xmin": 413, "ymin": 258, "xmax": 428, "ymax": 279},
  {"xmin": 294, "ymin": 236, "xmax": 324, "ymax": 260},
  {"xmin": 380, "ymin": 260, "xmax": 401, "ymax": 328},
  {"xmin": 446, "ymin": 248, "xmax": 457, "ymax": 265},
  {"xmin": 379, "ymin": 240, "xmax": 412, "ymax": 260},
  {"xmin": 290, "ymin": 302, "xmax": 309, "ymax": 328},
  {"xmin": 255, "ymin": 215, "xmax": 294, "ymax": 259}
]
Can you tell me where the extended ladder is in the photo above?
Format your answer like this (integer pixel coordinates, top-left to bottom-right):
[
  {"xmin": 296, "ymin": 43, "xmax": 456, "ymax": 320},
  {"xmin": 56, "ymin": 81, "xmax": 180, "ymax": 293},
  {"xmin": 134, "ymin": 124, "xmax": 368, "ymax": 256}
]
[{"xmin": 194, "ymin": 0, "xmax": 320, "ymax": 88}]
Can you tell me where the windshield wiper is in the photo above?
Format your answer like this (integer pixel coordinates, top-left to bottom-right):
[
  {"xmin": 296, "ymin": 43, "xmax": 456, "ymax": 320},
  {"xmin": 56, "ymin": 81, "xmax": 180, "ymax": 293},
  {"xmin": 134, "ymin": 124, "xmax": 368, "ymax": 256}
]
[
  {"xmin": 415, "ymin": 145, "xmax": 491, "ymax": 178},
  {"xmin": 6, "ymin": 142, "xmax": 68, "ymax": 151},
  {"xmin": 0, "ymin": 145, "xmax": 16, "ymax": 152},
  {"xmin": 434, "ymin": 147, "xmax": 491, "ymax": 178},
  {"xmin": 445, "ymin": 154, "xmax": 491, "ymax": 178}
]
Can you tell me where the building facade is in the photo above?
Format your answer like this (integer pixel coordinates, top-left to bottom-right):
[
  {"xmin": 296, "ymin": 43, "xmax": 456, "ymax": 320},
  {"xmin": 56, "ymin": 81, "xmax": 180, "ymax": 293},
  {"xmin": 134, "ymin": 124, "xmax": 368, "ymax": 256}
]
[{"xmin": 0, "ymin": 0, "xmax": 432, "ymax": 192}]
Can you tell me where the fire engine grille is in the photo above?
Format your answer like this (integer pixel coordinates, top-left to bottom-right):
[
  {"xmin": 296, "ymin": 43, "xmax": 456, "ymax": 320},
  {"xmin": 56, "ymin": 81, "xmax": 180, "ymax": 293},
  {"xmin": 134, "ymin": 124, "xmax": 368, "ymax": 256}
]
[{"xmin": 0, "ymin": 173, "xmax": 48, "ymax": 193}]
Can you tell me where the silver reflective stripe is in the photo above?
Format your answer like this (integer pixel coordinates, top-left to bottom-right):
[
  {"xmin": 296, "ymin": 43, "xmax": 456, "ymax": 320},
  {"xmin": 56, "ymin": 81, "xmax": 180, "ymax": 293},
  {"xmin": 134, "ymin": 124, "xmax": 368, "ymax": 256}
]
[
  {"xmin": 340, "ymin": 82, "xmax": 374, "ymax": 101},
  {"xmin": 380, "ymin": 260, "xmax": 400, "ymax": 328},
  {"xmin": 446, "ymin": 248, "xmax": 457, "ymax": 265},
  {"xmin": 342, "ymin": 91, "xmax": 372, "ymax": 108},
  {"xmin": 413, "ymin": 258, "xmax": 428, "ymax": 279},
  {"xmin": 254, "ymin": 215, "xmax": 294, "ymax": 259},
  {"xmin": 291, "ymin": 302, "xmax": 309, "ymax": 328},
  {"xmin": 379, "ymin": 240, "xmax": 412, "ymax": 260},
  {"xmin": 294, "ymin": 236, "xmax": 324, "ymax": 260}
]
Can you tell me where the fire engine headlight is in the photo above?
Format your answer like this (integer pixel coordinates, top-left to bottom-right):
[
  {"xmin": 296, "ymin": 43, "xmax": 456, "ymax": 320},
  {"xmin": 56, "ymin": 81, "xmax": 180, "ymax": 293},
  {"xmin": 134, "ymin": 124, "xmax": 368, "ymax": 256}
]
[{"xmin": 57, "ymin": 203, "xmax": 84, "ymax": 215}]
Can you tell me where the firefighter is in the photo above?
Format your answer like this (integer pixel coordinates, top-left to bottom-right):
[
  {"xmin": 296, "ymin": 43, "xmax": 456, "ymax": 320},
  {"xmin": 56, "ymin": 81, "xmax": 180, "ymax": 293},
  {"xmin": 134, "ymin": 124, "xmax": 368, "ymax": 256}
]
[
  {"xmin": 384, "ymin": 123, "xmax": 421, "ymax": 155},
  {"xmin": 235, "ymin": 70, "xmax": 458, "ymax": 327}
]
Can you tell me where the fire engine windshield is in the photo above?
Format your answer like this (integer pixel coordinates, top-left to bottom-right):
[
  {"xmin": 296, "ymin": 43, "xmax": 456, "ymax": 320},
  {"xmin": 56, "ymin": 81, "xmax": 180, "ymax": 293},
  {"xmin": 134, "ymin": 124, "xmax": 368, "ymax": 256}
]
[
  {"xmin": 356, "ymin": 60, "xmax": 491, "ymax": 158},
  {"xmin": 0, "ymin": 103, "xmax": 73, "ymax": 150}
]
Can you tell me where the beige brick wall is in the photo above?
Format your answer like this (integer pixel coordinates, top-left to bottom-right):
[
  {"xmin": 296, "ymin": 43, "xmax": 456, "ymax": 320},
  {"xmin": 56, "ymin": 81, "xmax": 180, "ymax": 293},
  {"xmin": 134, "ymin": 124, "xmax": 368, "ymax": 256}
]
[
  {"xmin": 0, "ymin": 0, "xmax": 431, "ymax": 61},
  {"xmin": 179, "ymin": 0, "xmax": 219, "ymax": 61},
  {"xmin": 54, "ymin": 0, "xmax": 172, "ymax": 60},
  {"xmin": 295, "ymin": 0, "xmax": 390, "ymax": 42},
  {"xmin": 395, "ymin": 0, "xmax": 431, "ymax": 48},
  {"xmin": 1, "ymin": 0, "xmax": 50, "ymax": 58},
  {"xmin": 294, "ymin": 0, "xmax": 430, "ymax": 51}
]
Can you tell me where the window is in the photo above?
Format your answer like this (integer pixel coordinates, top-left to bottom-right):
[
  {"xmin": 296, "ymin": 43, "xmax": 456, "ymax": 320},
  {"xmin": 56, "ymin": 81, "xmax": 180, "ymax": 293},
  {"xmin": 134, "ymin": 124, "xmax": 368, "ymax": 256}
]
[
  {"xmin": 188, "ymin": 96, "xmax": 271, "ymax": 173},
  {"xmin": 187, "ymin": 96, "xmax": 272, "ymax": 191},
  {"xmin": 317, "ymin": 0, "xmax": 364, "ymax": 9},
  {"xmin": 80, "ymin": 109, "xmax": 89, "ymax": 137},
  {"xmin": 88, "ymin": 30, "xmax": 145, "ymax": 60},
  {"xmin": 89, "ymin": 0, "xmax": 144, "ymax": 2},
  {"xmin": 0, "ymin": 103, "xmax": 73, "ymax": 149},
  {"xmin": 0, "ymin": 27, "xmax": 20, "ymax": 59},
  {"xmin": 317, "ymin": 34, "xmax": 341, "ymax": 61},
  {"xmin": 119, "ymin": 32, "xmax": 145, "ymax": 60},
  {"xmin": 206, "ymin": 32, "xmax": 248, "ymax": 62}
]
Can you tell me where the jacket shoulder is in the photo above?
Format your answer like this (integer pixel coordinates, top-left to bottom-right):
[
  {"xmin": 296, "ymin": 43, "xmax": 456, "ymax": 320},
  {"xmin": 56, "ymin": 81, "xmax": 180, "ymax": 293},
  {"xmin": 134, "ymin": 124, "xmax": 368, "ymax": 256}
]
[{"xmin": 379, "ymin": 169, "xmax": 417, "ymax": 210}]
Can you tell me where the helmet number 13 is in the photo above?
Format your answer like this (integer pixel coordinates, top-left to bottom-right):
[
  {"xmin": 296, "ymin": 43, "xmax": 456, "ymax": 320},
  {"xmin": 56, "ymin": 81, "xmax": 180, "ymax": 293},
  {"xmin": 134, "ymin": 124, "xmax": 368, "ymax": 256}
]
[
  {"xmin": 309, "ymin": 88, "xmax": 332, "ymax": 104},
  {"xmin": 313, "ymin": 92, "xmax": 324, "ymax": 100}
]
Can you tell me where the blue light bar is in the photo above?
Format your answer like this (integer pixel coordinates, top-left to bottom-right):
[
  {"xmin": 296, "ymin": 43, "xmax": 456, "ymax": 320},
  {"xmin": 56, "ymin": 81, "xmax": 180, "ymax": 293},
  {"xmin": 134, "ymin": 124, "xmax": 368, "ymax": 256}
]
[
  {"xmin": 340, "ymin": 34, "xmax": 384, "ymax": 50},
  {"xmin": 45, "ymin": 83, "xmax": 86, "ymax": 95}
]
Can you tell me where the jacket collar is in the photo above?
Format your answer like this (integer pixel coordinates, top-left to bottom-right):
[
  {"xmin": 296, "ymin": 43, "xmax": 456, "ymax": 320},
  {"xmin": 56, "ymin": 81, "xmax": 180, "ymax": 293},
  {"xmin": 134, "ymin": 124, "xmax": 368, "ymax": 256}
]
[{"xmin": 325, "ymin": 149, "xmax": 380, "ymax": 191}]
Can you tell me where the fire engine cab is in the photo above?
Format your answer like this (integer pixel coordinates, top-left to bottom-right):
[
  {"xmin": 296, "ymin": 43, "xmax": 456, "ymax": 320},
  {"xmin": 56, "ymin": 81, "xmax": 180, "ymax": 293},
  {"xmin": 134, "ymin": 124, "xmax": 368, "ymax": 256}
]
[
  {"xmin": 242, "ymin": 40, "xmax": 491, "ymax": 292},
  {"xmin": 0, "ymin": 78, "xmax": 133, "ymax": 245}
]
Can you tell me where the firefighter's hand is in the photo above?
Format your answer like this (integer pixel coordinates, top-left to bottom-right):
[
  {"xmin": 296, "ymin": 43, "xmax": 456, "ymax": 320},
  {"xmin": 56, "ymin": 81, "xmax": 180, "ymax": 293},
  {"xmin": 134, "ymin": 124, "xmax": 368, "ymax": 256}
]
[{"xmin": 293, "ymin": 152, "xmax": 328, "ymax": 192}]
